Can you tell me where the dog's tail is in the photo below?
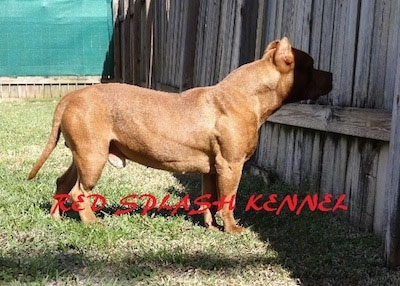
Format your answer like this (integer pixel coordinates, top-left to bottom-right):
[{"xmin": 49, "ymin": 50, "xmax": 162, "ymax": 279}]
[{"xmin": 27, "ymin": 100, "xmax": 66, "ymax": 180}]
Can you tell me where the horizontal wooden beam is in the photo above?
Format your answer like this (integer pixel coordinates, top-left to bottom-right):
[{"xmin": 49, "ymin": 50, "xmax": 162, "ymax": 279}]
[
  {"xmin": 267, "ymin": 103, "xmax": 392, "ymax": 141},
  {"xmin": 0, "ymin": 76, "xmax": 102, "ymax": 85}
]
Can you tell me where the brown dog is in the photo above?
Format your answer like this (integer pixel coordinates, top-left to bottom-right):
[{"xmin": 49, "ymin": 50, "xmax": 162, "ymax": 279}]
[{"xmin": 28, "ymin": 37, "xmax": 332, "ymax": 233}]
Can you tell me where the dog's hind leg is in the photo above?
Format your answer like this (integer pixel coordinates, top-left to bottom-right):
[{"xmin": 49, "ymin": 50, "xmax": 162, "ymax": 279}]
[
  {"xmin": 51, "ymin": 162, "xmax": 78, "ymax": 219},
  {"xmin": 69, "ymin": 148, "xmax": 109, "ymax": 224}
]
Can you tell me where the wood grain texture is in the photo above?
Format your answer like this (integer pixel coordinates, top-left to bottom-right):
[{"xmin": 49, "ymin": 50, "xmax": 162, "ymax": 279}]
[{"xmin": 268, "ymin": 103, "xmax": 392, "ymax": 141}]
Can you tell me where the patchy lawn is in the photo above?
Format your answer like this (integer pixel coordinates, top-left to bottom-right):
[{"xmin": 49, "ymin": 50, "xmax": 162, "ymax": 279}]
[{"xmin": 0, "ymin": 98, "xmax": 399, "ymax": 285}]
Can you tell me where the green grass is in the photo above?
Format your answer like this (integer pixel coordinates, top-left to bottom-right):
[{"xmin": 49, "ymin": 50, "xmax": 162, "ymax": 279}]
[{"xmin": 1, "ymin": 98, "xmax": 399, "ymax": 285}]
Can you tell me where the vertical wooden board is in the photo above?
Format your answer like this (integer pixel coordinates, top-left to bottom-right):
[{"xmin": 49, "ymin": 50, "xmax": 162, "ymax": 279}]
[
  {"xmin": 359, "ymin": 141, "xmax": 380, "ymax": 231},
  {"xmin": 310, "ymin": 131, "xmax": 322, "ymax": 192},
  {"xmin": 353, "ymin": 1, "xmax": 374, "ymax": 107},
  {"xmin": 345, "ymin": 138, "xmax": 362, "ymax": 227},
  {"xmin": 179, "ymin": 0, "xmax": 199, "ymax": 90},
  {"xmin": 299, "ymin": 129, "xmax": 313, "ymax": 184},
  {"xmin": 59, "ymin": 84, "xmax": 70, "ymax": 98},
  {"xmin": 366, "ymin": 0, "xmax": 391, "ymax": 109},
  {"xmin": 128, "ymin": 1, "xmax": 135, "ymax": 84},
  {"xmin": 276, "ymin": 125, "xmax": 288, "ymax": 178},
  {"xmin": 316, "ymin": 0, "xmax": 334, "ymax": 71},
  {"xmin": 239, "ymin": 0, "xmax": 258, "ymax": 64},
  {"xmin": 319, "ymin": 134, "xmax": 336, "ymax": 196},
  {"xmin": 385, "ymin": 58, "xmax": 400, "ymax": 268},
  {"xmin": 156, "ymin": 0, "xmax": 165, "ymax": 85},
  {"xmin": 43, "ymin": 85, "xmax": 52, "ymax": 98},
  {"xmin": 279, "ymin": 1, "xmax": 294, "ymax": 41},
  {"xmin": 193, "ymin": 0, "xmax": 206, "ymax": 87},
  {"xmin": 25, "ymin": 85, "xmax": 34, "ymax": 99},
  {"xmin": 229, "ymin": 0, "xmax": 242, "ymax": 73},
  {"xmin": 255, "ymin": 123, "xmax": 269, "ymax": 168},
  {"xmin": 284, "ymin": 127, "xmax": 295, "ymax": 183},
  {"xmin": 374, "ymin": 144, "xmax": 389, "ymax": 233},
  {"xmin": 16, "ymin": 85, "xmax": 25, "ymax": 99},
  {"xmin": 291, "ymin": 127, "xmax": 303, "ymax": 186},
  {"xmin": 332, "ymin": 136, "xmax": 349, "ymax": 200},
  {"xmin": 199, "ymin": 0, "xmax": 208, "ymax": 86},
  {"xmin": 267, "ymin": 123, "xmax": 280, "ymax": 169},
  {"xmin": 5, "ymin": 85, "xmax": 11, "ymax": 98},
  {"xmin": 223, "ymin": 0, "xmax": 237, "ymax": 77},
  {"xmin": 145, "ymin": 0, "xmax": 154, "ymax": 88},
  {"xmin": 259, "ymin": 123, "xmax": 273, "ymax": 169},
  {"xmin": 175, "ymin": 0, "xmax": 184, "ymax": 86},
  {"xmin": 131, "ymin": 0, "xmax": 141, "ymax": 85},
  {"xmin": 203, "ymin": 0, "xmax": 213, "ymax": 85},
  {"xmin": 49, "ymin": 85, "xmax": 57, "ymax": 98},
  {"xmin": 169, "ymin": 0, "xmax": 180, "ymax": 86},
  {"xmin": 164, "ymin": 0, "xmax": 174, "ymax": 86},
  {"xmin": 384, "ymin": 0, "xmax": 400, "ymax": 109},
  {"xmin": 4, "ymin": 85, "xmax": 12, "ymax": 98},
  {"xmin": 309, "ymin": 0, "xmax": 324, "ymax": 66},
  {"xmin": 197, "ymin": 0, "xmax": 221, "ymax": 86},
  {"xmin": 28, "ymin": 85, "xmax": 37, "ymax": 98},
  {"xmin": 162, "ymin": 0, "xmax": 170, "ymax": 85},
  {"xmin": 215, "ymin": 0, "xmax": 231, "ymax": 81},
  {"xmin": 374, "ymin": 143, "xmax": 389, "ymax": 235},
  {"xmin": 113, "ymin": 1, "xmax": 121, "ymax": 81},
  {"xmin": 264, "ymin": 0, "xmax": 278, "ymax": 43},
  {"xmin": 293, "ymin": 0, "xmax": 312, "ymax": 51},
  {"xmin": 10, "ymin": 85, "xmax": 18, "ymax": 98},
  {"xmin": 138, "ymin": 3, "xmax": 146, "ymax": 85},
  {"xmin": 27, "ymin": 85, "xmax": 35, "ymax": 98},
  {"xmin": 255, "ymin": 0, "xmax": 267, "ymax": 58},
  {"xmin": 208, "ymin": 0, "xmax": 221, "ymax": 84},
  {"xmin": 329, "ymin": 0, "xmax": 359, "ymax": 107},
  {"xmin": 256, "ymin": 123, "xmax": 268, "ymax": 168},
  {"xmin": 272, "ymin": 0, "xmax": 284, "ymax": 40},
  {"xmin": 119, "ymin": 0, "xmax": 126, "ymax": 82}
]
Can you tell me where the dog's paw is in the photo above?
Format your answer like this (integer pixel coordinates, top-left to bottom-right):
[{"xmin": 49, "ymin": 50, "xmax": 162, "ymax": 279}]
[
  {"xmin": 205, "ymin": 222, "xmax": 223, "ymax": 231},
  {"xmin": 224, "ymin": 225, "xmax": 246, "ymax": 234}
]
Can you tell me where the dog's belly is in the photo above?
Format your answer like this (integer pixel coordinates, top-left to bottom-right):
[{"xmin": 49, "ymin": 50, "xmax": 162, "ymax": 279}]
[{"xmin": 111, "ymin": 140, "xmax": 214, "ymax": 174}]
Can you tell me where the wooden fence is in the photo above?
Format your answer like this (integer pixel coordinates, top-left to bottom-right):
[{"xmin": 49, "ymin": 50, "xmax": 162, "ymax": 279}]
[
  {"xmin": 0, "ymin": 76, "xmax": 101, "ymax": 99},
  {"xmin": 113, "ymin": 0, "xmax": 400, "ymax": 267}
]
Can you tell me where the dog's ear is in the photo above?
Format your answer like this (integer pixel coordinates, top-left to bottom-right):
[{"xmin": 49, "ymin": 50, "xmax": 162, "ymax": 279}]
[
  {"xmin": 262, "ymin": 40, "xmax": 279, "ymax": 59},
  {"xmin": 263, "ymin": 37, "xmax": 294, "ymax": 73},
  {"xmin": 273, "ymin": 37, "xmax": 294, "ymax": 73}
]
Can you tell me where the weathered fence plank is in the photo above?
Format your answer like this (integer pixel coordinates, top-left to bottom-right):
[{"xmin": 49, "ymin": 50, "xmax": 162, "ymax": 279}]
[
  {"xmin": 384, "ymin": 4, "xmax": 400, "ymax": 264},
  {"xmin": 268, "ymin": 104, "xmax": 392, "ymax": 141},
  {"xmin": 0, "ymin": 76, "xmax": 101, "ymax": 99}
]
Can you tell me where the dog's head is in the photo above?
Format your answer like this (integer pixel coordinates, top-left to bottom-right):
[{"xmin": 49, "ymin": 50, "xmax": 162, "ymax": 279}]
[{"xmin": 263, "ymin": 37, "xmax": 332, "ymax": 103}]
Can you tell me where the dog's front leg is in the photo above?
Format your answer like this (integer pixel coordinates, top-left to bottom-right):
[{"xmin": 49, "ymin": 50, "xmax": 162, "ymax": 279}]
[{"xmin": 215, "ymin": 161, "xmax": 245, "ymax": 233}]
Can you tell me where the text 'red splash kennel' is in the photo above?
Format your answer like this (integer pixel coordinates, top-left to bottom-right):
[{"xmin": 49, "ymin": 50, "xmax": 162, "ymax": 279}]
[{"xmin": 52, "ymin": 193, "xmax": 347, "ymax": 216}]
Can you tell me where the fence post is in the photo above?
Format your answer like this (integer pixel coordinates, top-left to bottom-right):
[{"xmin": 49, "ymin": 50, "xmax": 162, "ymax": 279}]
[{"xmin": 385, "ymin": 90, "xmax": 400, "ymax": 268}]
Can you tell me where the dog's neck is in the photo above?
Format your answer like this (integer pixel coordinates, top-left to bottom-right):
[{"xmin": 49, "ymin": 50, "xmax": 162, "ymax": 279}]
[{"xmin": 218, "ymin": 59, "xmax": 293, "ymax": 127}]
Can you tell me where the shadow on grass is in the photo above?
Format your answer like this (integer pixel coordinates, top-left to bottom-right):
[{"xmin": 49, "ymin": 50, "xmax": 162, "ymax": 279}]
[
  {"xmin": 0, "ymin": 247, "xmax": 280, "ymax": 283},
  {"xmin": 27, "ymin": 173, "xmax": 395, "ymax": 285},
  {"xmin": 173, "ymin": 173, "xmax": 392, "ymax": 285}
]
